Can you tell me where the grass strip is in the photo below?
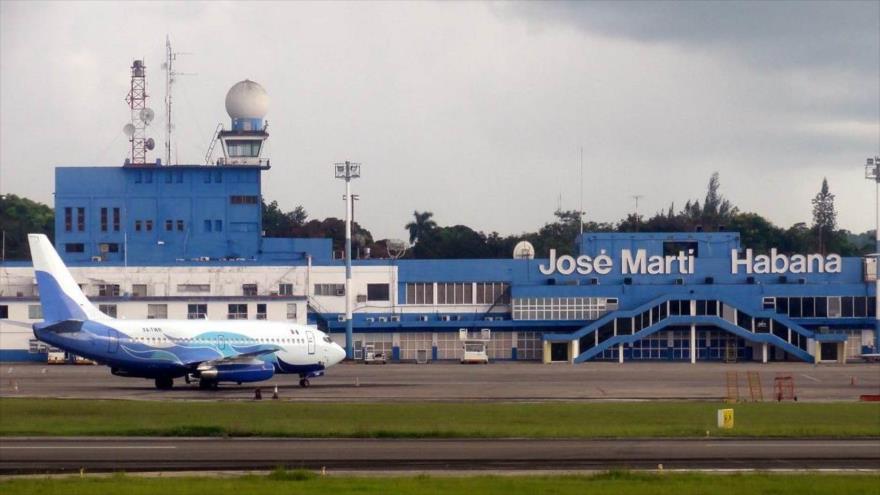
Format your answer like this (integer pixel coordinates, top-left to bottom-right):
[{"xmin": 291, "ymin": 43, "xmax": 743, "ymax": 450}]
[
  {"xmin": 1, "ymin": 471, "xmax": 878, "ymax": 495},
  {"xmin": 1, "ymin": 399, "xmax": 878, "ymax": 438}
]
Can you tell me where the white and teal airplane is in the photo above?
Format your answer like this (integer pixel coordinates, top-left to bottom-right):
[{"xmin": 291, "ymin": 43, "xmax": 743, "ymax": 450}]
[{"xmin": 28, "ymin": 234, "xmax": 345, "ymax": 390}]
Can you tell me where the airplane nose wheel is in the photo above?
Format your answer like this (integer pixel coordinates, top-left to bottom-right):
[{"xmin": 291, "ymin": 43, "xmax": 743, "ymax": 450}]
[{"xmin": 299, "ymin": 378, "xmax": 310, "ymax": 388}]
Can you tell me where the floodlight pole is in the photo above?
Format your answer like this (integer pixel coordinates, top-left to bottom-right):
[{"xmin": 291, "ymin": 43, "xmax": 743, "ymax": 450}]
[
  {"xmin": 867, "ymin": 156, "xmax": 880, "ymax": 352},
  {"xmin": 336, "ymin": 161, "xmax": 361, "ymax": 359}
]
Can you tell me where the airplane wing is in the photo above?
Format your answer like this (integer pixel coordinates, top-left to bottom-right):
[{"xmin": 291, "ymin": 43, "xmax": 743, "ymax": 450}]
[{"xmin": 178, "ymin": 343, "xmax": 282, "ymax": 367}]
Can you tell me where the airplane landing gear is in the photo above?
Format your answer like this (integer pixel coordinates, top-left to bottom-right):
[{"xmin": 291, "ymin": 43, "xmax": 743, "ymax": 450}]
[
  {"xmin": 299, "ymin": 378, "xmax": 310, "ymax": 388},
  {"xmin": 198, "ymin": 379, "xmax": 218, "ymax": 390},
  {"xmin": 154, "ymin": 376, "xmax": 173, "ymax": 390}
]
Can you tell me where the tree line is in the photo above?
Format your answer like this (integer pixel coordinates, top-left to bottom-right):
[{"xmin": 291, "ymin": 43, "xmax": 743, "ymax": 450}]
[{"xmin": 0, "ymin": 173, "xmax": 874, "ymax": 260}]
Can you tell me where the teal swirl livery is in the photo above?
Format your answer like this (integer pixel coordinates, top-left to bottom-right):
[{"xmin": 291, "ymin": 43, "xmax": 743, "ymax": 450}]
[{"xmin": 27, "ymin": 234, "xmax": 346, "ymax": 390}]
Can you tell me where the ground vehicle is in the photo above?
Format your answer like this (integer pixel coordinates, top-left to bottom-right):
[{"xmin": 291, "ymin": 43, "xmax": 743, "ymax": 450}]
[{"xmin": 461, "ymin": 341, "xmax": 489, "ymax": 364}]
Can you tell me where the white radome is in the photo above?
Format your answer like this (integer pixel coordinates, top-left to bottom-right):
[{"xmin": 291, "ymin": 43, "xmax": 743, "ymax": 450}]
[{"xmin": 225, "ymin": 80, "xmax": 269, "ymax": 119}]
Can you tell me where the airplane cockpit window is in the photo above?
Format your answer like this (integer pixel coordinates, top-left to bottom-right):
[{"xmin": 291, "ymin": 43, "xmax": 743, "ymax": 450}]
[{"xmin": 323, "ymin": 336, "xmax": 332, "ymax": 343}]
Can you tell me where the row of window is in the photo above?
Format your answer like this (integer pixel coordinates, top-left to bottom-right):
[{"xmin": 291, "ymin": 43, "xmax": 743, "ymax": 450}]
[
  {"xmin": 403, "ymin": 283, "xmax": 511, "ymax": 305},
  {"xmin": 89, "ymin": 283, "xmax": 297, "ymax": 298},
  {"xmin": 512, "ymin": 297, "xmax": 617, "ymax": 321},
  {"xmin": 230, "ymin": 195, "xmax": 259, "ymax": 204},
  {"xmin": 86, "ymin": 303, "xmax": 297, "ymax": 321},
  {"xmin": 313, "ymin": 283, "xmax": 391, "ymax": 302},
  {"xmin": 100, "ymin": 208, "xmax": 121, "ymax": 232},
  {"xmin": 63, "ymin": 207, "xmax": 86, "ymax": 232},
  {"xmin": 763, "ymin": 296, "xmax": 876, "ymax": 318}
]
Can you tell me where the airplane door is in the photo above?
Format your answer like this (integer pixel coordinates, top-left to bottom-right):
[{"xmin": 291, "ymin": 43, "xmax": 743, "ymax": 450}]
[
  {"xmin": 306, "ymin": 330, "xmax": 315, "ymax": 355},
  {"xmin": 218, "ymin": 335, "xmax": 226, "ymax": 351},
  {"xmin": 108, "ymin": 329, "xmax": 118, "ymax": 354}
]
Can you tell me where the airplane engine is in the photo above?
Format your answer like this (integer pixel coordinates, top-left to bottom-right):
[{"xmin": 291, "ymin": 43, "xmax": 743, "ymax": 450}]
[{"xmin": 197, "ymin": 361, "xmax": 274, "ymax": 383}]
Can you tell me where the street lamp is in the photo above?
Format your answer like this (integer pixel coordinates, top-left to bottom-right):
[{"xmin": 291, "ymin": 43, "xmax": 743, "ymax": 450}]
[
  {"xmin": 335, "ymin": 161, "xmax": 361, "ymax": 359},
  {"xmin": 866, "ymin": 156, "xmax": 880, "ymax": 352}
]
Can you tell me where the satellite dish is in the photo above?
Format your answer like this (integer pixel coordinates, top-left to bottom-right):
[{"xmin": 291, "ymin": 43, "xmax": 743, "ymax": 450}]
[
  {"xmin": 386, "ymin": 239, "xmax": 407, "ymax": 260},
  {"xmin": 139, "ymin": 108, "xmax": 155, "ymax": 124},
  {"xmin": 513, "ymin": 240, "xmax": 535, "ymax": 260},
  {"xmin": 145, "ymin": 138, "xmax": 155, "ymax": 150},
  {"xmin": 122, "ymin": 123, "xmax": 135, "ymax": 136}
]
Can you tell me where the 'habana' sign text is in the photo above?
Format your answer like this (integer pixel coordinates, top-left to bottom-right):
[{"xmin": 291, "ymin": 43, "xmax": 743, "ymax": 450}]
[{"xmin": 538, "ymin": 249, "xmax": 842, "ymax": 276}]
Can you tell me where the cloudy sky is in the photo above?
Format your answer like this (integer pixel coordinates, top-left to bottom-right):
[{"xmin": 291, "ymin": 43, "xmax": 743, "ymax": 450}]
[{"xmin": 1, "ymin": 1, "xmax": 878, "ymax": 240}]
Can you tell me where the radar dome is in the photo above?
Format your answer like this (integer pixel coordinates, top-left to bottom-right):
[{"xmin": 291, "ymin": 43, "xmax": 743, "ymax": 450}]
[{"xmin": 225, "ymin": 79, "xmax": 269, "ymax": 119}]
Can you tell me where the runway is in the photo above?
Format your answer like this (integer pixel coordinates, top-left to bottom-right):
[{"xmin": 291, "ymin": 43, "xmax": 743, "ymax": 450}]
[
  {"xmin": 1, "ymin": 438, "xmax": 878, "ymax": 473},
  {"xmin": 3, "ymin": 362, "xmax": 879, "ymax": 402}
]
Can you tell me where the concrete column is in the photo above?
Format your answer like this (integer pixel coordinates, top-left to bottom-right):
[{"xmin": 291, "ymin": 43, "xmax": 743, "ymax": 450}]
[
  {"xmin": 762, "ymin": 342, "xmax": 768, "ymax": 363},
  {"xmin": 542, "ymin": 340, "xmax": 551, "ymax": 364},
  {"xmin": 618, "ymin": 343, "xmax": 624, "ymax": 364},
  {"xmin": 569, "ymin": 339, "xmax": 579, "ymax": 364},
  {"xmin": 690, "ymin": 324, "xmax": 696, "ymax": 364}
]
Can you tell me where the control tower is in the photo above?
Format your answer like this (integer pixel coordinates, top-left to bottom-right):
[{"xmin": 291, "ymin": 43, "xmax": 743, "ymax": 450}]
[{"xmin": 217, "ymin": 80, "xmax": 269, "ymax": 166}]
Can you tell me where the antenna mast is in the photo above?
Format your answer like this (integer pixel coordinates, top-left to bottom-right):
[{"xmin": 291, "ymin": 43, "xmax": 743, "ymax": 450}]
[{"xmin": 163, "ymin": 35, "xmax": 193, "ymax": 165}]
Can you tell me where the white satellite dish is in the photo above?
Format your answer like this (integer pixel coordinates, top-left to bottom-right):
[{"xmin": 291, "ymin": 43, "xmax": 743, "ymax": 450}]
[
  {"xmin": 122, "ymin": 123, "xmax": 135, "ymax": 136},
  {"xmin": 139, "ymin": 108, "xmax": 155, "ymax": 124},
  {"xmin": 145, "ymin": 138, "xmax": 155, "ymax": 150},
  {"xmin": 513, "ymin": 240, "xmax": 535, "ymax": 260}
]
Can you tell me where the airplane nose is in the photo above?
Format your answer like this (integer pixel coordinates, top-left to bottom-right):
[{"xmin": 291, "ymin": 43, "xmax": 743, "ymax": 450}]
[{"xmin": 332, "ymin": 343, "xmax": 346, "ymax": 364}]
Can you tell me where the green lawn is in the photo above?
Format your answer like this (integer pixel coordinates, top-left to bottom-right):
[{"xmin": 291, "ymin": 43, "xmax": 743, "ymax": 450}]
[
  {"xmin": 1, "ymin": 399, "xmax": 878, "ymax": 438},
  {"xmin": 1, "ymin": 471, "xmax": 878, "ymax": 495}
]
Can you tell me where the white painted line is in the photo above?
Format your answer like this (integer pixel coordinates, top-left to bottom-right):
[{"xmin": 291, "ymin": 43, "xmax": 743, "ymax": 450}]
[
  {"xmin": 800, "ymin": 374, "xmax": 821, "ymax": 383},
  {"xmin": 705, "ymin": 443, "xmax": 874, "ymax": 448},
  {"xmin": 0, "ymin": 446, "xmax": 177, "ymax": 450}
]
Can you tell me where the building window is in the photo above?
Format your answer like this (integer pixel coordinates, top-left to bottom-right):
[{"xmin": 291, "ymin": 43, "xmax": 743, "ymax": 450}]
[
  {"xmin": 100, "ymin": 207, "xmax": 108, "ymax": 232},
  {"xmin": 475, "ymin": 283, "xmax": 510, "ymax": 305},
  {"xmin": 145, "ymin": 220, "xmax": 153, "ymax": 232},
  {"xmin": 135, "ymin": 220, "xmax": 142, "ymax": 232},
  {"xmin": 256, "ymin": 303, "xmax": 267, "ymax": 320},
  {"xmin": 135, "ymin": 171, "xmax": 142, "ymax": 184},
  {"xmin": 132, "ymin": 284, "xmax": 148, "ymax": 297},
  {"xmin": 214, "ymin": 220, "xmax": 222, "ymax": 232},
  {"xmin": 144, "ymin": 171, "xmax": 153, "ymax": 184},
  {"xmin": 176, "ymin": 220, "xmax": 184, "ymax": 231},
  {"xmin": 437, "ymin": 282, "xmax": 473, "ymax": 305},
  {"xmin": 147, "ymin": 304, "xmax": 167, "ymax": 319},
  {"xmin": 178, "ymin": 284, "xmax": 210, "ymax": 293},
  {"xmin": 367, "ymin": 283, "xmax": 390, "ymax": 301},
  {"xmin": 405, "ymin": 283, "xmax": 434, "ymax": 305},
  {"xmin": 286, "ymin": 303, "xmax": 297, "ymax": 320},
  {"xmin": 28, "ymin": 305, "xmax": 43, "ymax": 319},
  {"xmin": 77, "ymin": 207, "xmax": 85, "ymax": 231},
  {"xmin": 165, "ymin": 171, "xmax": 173, "ymax": 183},
  {"xmin": 97, "ymin": 284, "xmax": 120, "ymax": 297},
  {"xmin": 65, "ymin": 243, "xmax": 85, "ymax": 253},
  {"xmin": 278, "ymin": 283, "xmax": 294, "ymax": 296},
  {"xmin": 512, "ymin": 297, "xmax": 612, "ymax": 321},
  {"xmin": 98, "ymin": 304, "xmax": 117, "ymax": 318},
  {"xmin": 113, "ymin": 208, "xmax": 120, "ymax": 232},
  {"xmin": 187, "ymin": 304, "xmax": 207, "ymax": 320},
  {"xmin": 64, "ymin": 207, "xmax": 72, "ymax": 232},
  {"xmin": 0, "ymin": 305, "xmax": 8, "ymax": 319},
  {"xmin": 165, "ymin": 220, "xmax": 173, "ymax": 231},
  {"xmin": 242, "ymin": 284, "xmax": 258, "ymax": 296},
  {"xmin": 99, "ymin": 243, "xmax": 119, "ymax": 253},
  {"xmin": 204, "ymin": 220, "xmax": 212, "ymax": 232},
  {"xmin": 314, "ymin": 284, "xmax": 345, "ymax": 296},
  {"xmin": 228, "ymin": 304, "xmax": 248, "ymax": 320},
  {"xmin": 230, "ymin": 195, "xmax": 259, "ymax": 205}
]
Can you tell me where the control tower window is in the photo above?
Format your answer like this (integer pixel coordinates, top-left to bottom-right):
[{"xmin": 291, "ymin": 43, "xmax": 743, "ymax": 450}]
[{"xmin": 227, "ymin": 140, "xmax": 262, "ymax": 157}]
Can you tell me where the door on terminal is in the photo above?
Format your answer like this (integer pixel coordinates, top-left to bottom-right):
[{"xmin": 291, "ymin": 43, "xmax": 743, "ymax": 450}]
[
  {"xmin": 550, "ymin": 342, "xmax": 568, "ymax": 362},
  {"xmin": 820, "ymin": 342, "xmax": 838, "ymax": 361}
]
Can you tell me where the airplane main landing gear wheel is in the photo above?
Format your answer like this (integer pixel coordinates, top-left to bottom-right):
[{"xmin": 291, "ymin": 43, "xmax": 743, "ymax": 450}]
[
  {"xmin": 154, "ymin": 377, "xmax": 173, "ymax": 390},
  {"xmin": 198, "ymin": 379, "xmax": 218, "ymax": 390},
  {"xmin": 299, "ymin": 378, "xmax": 310, "ymax": 388}
]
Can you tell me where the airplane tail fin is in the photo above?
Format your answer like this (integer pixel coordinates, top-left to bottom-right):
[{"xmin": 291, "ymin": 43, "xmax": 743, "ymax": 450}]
[{"xmin": 28, "ymin": 234, "xmax": 110, "ymax": 322}]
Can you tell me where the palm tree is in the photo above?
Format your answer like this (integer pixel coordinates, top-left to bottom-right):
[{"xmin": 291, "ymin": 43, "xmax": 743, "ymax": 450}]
[{"xmin": 405, "ymin": 211, "xmax": 437, "ymax": 245}]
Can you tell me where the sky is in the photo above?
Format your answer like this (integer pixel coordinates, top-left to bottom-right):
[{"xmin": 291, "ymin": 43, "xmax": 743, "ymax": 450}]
[{"xmin": 1, "ymin": 1, "xmax": 878, "ymax": 241}]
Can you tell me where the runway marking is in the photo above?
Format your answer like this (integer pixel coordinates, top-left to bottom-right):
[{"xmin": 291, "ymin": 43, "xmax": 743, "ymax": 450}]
[
  {"xmin": 704, "ymin": 443, "xmax": 874, "ymax": 448},
  {"xmin": 800, "ymin": 374, "xmax": 821, "ymax": 383},
  {"xmin": 0, "ymin": 446, "xmax": 177, "ymax": 450}
]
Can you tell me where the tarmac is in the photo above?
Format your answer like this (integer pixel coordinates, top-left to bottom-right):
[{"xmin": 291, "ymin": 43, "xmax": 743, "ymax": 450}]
[
  {"xmin": 2, "ymin": 437, "xmax": 878, "ymax": 473},
  {"xmin": 1, "ymin": 361, "xmax": 879, "ymax": 402}
]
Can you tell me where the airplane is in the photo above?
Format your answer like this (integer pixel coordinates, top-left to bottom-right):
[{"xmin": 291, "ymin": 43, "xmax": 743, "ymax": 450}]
[{"xmin": 27, "ymin": 233, "xmax": 346, "ymax": 390}]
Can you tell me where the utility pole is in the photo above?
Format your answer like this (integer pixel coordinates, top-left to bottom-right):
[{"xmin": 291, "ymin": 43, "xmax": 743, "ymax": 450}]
[
  {"xmin": 865, "ymin": 156, "xmax": 880, "ymax": 352},
  {"xmin": 631, "ymin": 195, "xmax": 644, "ymax": 232},
  {"xmin": 335, "ymin": 161, "xmax": 361, "ymax": 359}
]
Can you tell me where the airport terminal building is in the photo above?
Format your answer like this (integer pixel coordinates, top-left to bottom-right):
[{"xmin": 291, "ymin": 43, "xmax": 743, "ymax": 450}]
[{"xmin": 1, "ymin": 80, "xmax": 877, "ymax": 365}]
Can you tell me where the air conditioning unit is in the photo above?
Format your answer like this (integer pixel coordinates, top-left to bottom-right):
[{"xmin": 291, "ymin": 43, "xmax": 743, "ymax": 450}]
[
  {"xmin": 356, "ymin": 295, "xmax": 367, "ymax": 303},
  {"xmin": 365, "ymin": 317, "xmax": 375, "ymax": 323},
  {"xmin": 91, "ymin": 256, "xmax": 103, "ymax": 262},
  {"xmin": 483, "ymin": 316, "xmax": 493, "ymax": 321},
  {"xmin": 335, "ymin": 288, "xmax": 345, "ymax": 296},
  {"xmin": 337, "ymin": 315, "xmax": 346, "ymax": 322},
  {"xmin": 454, "ymin": 315, "xmax": 463, "ymax": 321},
  {"xmin": 378, "ymin": 316, "xmax": 388, "ymax": 323},
  {"xmin": 440, "ymin": 315, "xmax": 452, "ymax": 322},
  {"xmin": 389, "ymin": 315, "xmax": 401, "ymax": 322},
  {"xmin": 418, "ymin": 315, "xmax": 429, "ymax": 322}
]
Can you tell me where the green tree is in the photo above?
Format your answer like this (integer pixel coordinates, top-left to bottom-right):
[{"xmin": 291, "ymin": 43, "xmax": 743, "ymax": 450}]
[
  {"xmin": 405, "ymin": 211, "xmax": 437, "ymax": 245},
  {"xmin": 0, "ymin": 194, "xmax": 54, "ymax": 260},
  {"xmin": 811, "ymin": 177, "xmax": 836, "ymax": 254},
  {"xmin": 262, "ymin": 200, "xmax": 308, "ymax": 237}
]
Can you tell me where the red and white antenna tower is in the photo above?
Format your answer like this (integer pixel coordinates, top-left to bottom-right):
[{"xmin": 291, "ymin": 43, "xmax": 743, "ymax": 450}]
[{"xmin": 124, "ymin": 59, "xmax": 155, "ymax": 165}]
